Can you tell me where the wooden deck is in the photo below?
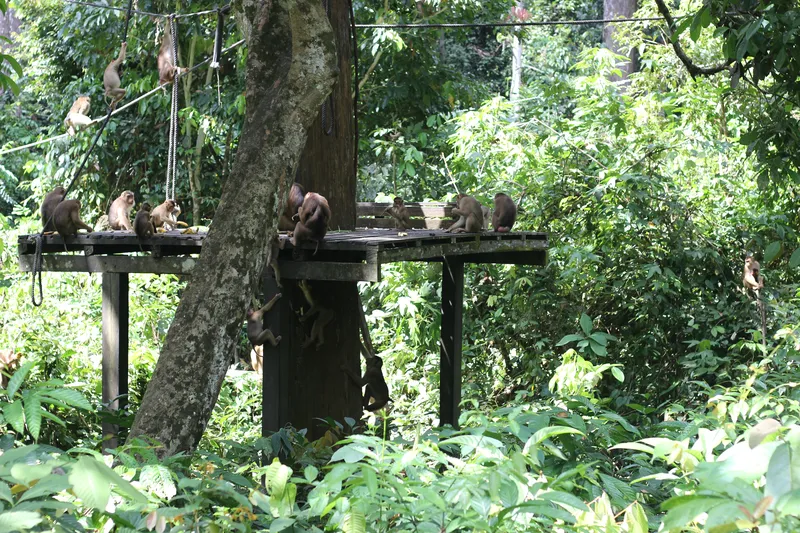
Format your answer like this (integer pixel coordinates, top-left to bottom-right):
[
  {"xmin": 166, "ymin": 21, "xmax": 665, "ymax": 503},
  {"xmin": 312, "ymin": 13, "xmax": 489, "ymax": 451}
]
[{"xmin": 18, "ymin": 229, "xmax": 548, "ymax": 281}]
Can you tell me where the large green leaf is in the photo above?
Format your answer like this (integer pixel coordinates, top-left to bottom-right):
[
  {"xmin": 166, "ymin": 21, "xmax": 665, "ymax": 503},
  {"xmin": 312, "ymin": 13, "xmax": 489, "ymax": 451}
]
[
  {"xmin": 4, "ymin": 400, "xmax": 24, "ymax": 435},
  {"xmin": 40, "ymin": 389, "xmax": 92, "ymax": 410},
  {"xmin": 0, "ymin": 510, "xmax": 42, "ymax": 532},
  {"xmin": 579, "ymin": 314, "xmax": 593, "ymax": 336},
  {"xmin": 68, "ymin": 456, "xmax": 146, "ymax": 509},
  {"xmin": 764, "ymin": 241, "xmax": 782, "ymax": 264},
  {"xmin": 6, "ymin": 361, "xmax": 35, "ymax": 400},
  {"xmin": 765, "ymin": 442, "xmax": 800, "ymax": 503},
  {"xmin": 22, "ymin": 392, "xmax": 42, "ymax": 442}
]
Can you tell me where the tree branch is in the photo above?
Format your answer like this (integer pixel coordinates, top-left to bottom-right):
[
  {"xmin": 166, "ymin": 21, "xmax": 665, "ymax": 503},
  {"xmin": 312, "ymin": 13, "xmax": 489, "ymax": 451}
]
[{"xmin": 654, "ymin": 0, "xmax": 732, "ymax": 78}]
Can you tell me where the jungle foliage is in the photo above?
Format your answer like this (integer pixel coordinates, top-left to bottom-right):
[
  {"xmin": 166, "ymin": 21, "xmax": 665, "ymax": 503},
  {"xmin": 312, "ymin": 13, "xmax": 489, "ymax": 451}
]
[{"xmin": 1, "ymin": 0, "xmax": 800, "ymax": 531}]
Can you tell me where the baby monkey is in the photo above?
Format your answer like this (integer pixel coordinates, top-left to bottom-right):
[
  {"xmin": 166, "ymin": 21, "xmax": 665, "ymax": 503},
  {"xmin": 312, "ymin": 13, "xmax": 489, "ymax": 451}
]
[
  {"xmin": 341, "ymin": 355, "xmax": 392, "ymax": 412},
  {"xmin": 384, "ymin": 197, "xmax": 413, "ymax": 230},
  {"xmin": 108, "ymin": 190, "xmax": 135, "ymax": 231},
  {"xmin": 492, "ymin": 193, "xmax": 517, "ymax": 232},
  {"xmin": 447, "ymin": 194, "xmax": 484, "ymax": 233},
  {"xmin": 247, "ymin": 293, "xmax": 282, "ymax": 348},
  {"xmin": 104, "ymin": 42, "xmax": 127, "ymax": 107},
  {"xmin": 134, "ymin": 202, "xmax": 155, "ymax": 240}
]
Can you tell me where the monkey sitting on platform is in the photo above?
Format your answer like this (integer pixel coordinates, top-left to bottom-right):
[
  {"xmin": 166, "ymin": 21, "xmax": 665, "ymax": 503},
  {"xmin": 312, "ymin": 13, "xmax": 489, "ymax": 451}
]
[
  {"xmin": 384, "ymin": 196, "xmax": 412, "ymax": 230},
  {"xmin": 41, "ymin": 186, "xmax": 66, "ymax": 233},
  {"xmin": 447, "ymin": 194, "xmax": 484, "ymax": 233}
]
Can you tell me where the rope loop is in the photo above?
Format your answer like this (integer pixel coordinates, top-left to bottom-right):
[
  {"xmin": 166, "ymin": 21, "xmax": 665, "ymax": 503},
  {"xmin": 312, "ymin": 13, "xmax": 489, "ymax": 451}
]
[{"xmin": 30, "ymin": 235, "xmax": 44, "ymax": 307}]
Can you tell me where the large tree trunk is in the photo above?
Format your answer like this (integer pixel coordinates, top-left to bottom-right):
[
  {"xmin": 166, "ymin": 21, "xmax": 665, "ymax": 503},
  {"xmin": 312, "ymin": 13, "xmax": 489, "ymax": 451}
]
[
  {"xmin": 128, "ymin": 0, "xmax": 338, "ymax": 457},
  {"xmin": 603, "ymin": 0, "xmax": 639, "ymax": 81}
]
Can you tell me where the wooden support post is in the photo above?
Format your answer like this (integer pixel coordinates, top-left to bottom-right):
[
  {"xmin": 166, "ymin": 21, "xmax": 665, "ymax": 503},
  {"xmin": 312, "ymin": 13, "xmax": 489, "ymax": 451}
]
[
  {"xmin": 262, "ymin": 269, "xmax": 291, "ymax": 434},
  {"xmin": 440, "ymin": 258, "xmax": 463, "ymax": 427},
  {"xmin": 101, "ymin": 273, "xmax": 128, "ymax": 451}
]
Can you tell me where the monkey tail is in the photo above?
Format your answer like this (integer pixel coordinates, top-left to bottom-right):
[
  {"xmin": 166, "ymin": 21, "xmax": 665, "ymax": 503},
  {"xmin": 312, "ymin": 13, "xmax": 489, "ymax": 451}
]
[
  {"xmin": 365, "ymin": 397, "xmax": 392, "ymax": 412},
  {"xmin": 497, "ymin": 226, "xmax": 510, "ymax": 233}
]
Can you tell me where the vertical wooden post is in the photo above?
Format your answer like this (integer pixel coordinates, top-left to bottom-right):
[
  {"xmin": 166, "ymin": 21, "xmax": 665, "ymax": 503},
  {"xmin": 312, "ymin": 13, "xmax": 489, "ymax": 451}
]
[
  {"xmin": 440, "ymin": 258, "xmax": 463, "ymax": 427},
  {"xmin": 102, "ymin": 272, "xmax": 128, "ymax": 451},
  {"xmin": 262, "ymin": 270, "xmax": 291, "ymax": 434}
]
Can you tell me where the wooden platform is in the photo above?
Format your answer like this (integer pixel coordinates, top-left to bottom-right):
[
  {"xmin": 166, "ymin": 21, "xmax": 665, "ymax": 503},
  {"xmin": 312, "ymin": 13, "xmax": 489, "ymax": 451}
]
[{"xmin": 18, "ymin": 229, "xmax": 548, "ymax": 281}]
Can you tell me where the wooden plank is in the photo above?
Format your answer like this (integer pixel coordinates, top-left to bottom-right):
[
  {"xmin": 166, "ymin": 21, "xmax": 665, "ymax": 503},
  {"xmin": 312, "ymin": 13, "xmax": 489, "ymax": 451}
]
[
  {"xmin": 19, "ymin": 255, "xmax": 197, "ymax": 274},
  {"xmin": 277, "ymin": 260, "xmax": 379, "ymax": 282},
  {"xmin": 18, "ymin": 232, "xmax": 204, "ymax": 256},
  {"xmin": 357, "ymin": 202, "xmax": 456, "ymax": 217},
  {"xmin": 357, "ymin": 218, "xmax": 453, "ymax": 230},
  {"xmin": 101, "ymin": 273, "xmax": 128, "ymax": 452},
  {"xmin": 440, "ymin": 258, "xmax": 463, "ymax": 428},
  {"xmin": 379, "ymin": 237, "xmax": 547, "ymax": 263}
]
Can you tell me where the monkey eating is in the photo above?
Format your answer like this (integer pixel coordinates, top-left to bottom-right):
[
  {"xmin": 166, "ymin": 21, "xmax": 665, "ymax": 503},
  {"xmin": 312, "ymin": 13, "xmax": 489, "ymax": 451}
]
[
  {"xmin": 103, "ymin": 42, "xmax": 127, "ymax": 107},
  {"xmin": 492, "ymin": 193, "xmax": 517, "ymax": 232},
  {"xmin": 63, "ymin": 96, "xmax": 91, "ymax": 136},
  {"xmin": 447, "ymin": 194, "xmax": 484, "ymax": 233},
  {"xmin": 743, "ymin": 256, "xmax": 764, "ymax": 291},
  {"xmin": 53, "ymin": 199, "xmax": 93, "ymax": 240},
  {"xmin": 150, "ymin": 199, "xmax": 188, "ymax": 232},
  {"xmin": 247, "ymin": 293, "xmax": 282, "ymax": 348},
  {"xmin": 279, "ymin": 183, "xmax": 305, "ymax": 231},
  {"xmin": 134, "ymin": 202, "xmax": 155, "ymax": 241},
  {"xmin": 384, "ymin": 196, "xmax": 413, "ymax": 230},
  {"xmin": 290, "ymin": 192, "xmax": 331, "ymax": 254},
  {"xmin": 108, "ymin": 190, "xmax": 135, "ymax": 231},
  {"xmin": 341, "ymin": 356, "xmax": 392, "ymax": 412},
  {"xmin": 298, "ymin": 280, "xmax": 334, "ymax": 350},
  {"xmin": 41, "ymin": 186, "xmax": 66, "ymax": 233}
]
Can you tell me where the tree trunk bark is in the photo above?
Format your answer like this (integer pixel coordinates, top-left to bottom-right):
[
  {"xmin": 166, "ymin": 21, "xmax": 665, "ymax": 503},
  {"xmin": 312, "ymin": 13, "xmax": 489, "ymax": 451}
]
[
  {"xmin": 603, "ymin": 0, "xmax": 639, "ymax": 81},
  {"xmin": 128, "ymin": 0, "xmax": 338, "ymax": 457}
]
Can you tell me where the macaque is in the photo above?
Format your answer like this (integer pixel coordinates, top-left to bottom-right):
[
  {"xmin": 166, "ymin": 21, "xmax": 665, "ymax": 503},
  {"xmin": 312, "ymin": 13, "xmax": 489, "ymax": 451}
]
[
  {"xmin": 298, "ymin": 280, "xmax": 334, "ymax": 350},
  {"xmin": 164, "ymin": 201, "xmax": 189, "ymax": 231},
  {"xmin": 268, "ymin": 235, "xmax": 285, "ymax": 288},
  {"xmin": 108, "ymin": 190, "xmax": 135, "ymax": 231},
  {"xmin": 447, "ymin": 194, "xmax": 484, "ymax": 233},
  {"xmin": 341, "ymin": 356, "xmax": 392, "ymax": 412},
  {"xmin": 134, "ymin": 202, "xmax": 155, "ymax": 240},
  {"xmin": 53, "ymin": 199, "xmax": 93, "ymax": 238},
  {"xmin": 158, "ymin": 32, "xmax": 185, "ymax": 85},
  {"xmin": 291, "ymin": 192, "xmax": 331, "ymax": 254},
  {"xmin": 150, "ymin": 199, "xmax": 188, "ymax": 231},
  {"xmin": 63, "ymin": 96, "xmax": 91, "ymax": 136},
  {"xmin": 279, "ymin": 183, "xmax": 305, "ymax": 231},
  {"xmin": 41, "ymin": 186, "xmax": 66, "ymax": 232},
  {"xmin": 743, "ymin": 256, "xmax": 764, "ymax": 291},
  {"xmin": 384, "ymin": 196, "xmax": 412, "ymax": 230},
  {"xmin": 104, "ymin": 42, "xmax": 127, "ymax": 106},
  {"xmin": 492, "ymin": 193, "xmax": 517, "ymax": 232},
  {"xmin": 247, "ymin": 293, "xmax": 282, "ymax": 347},
  {"xmin": 0, "ymin": 349, "xmax": 22, "ymax": 389}
]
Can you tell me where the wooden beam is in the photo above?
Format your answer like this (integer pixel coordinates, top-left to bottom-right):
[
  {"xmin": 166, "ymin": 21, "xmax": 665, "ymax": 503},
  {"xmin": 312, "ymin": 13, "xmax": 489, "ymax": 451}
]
[
  {"xmin": 356, "ymin": 218, "xmax": 453, "ymax": 230},
  {"xmin": 19, "ymin": 255, "xmax": 197, "ymax": 274},
  {"xmin": 357, "ymin": 202, "xmax": 456, "ymax": 217},
  {"xmin": 380, "ymin": 238, "xmax": 547, "ymax": 263},
  {"xmin": 101, "ymin": 273, "xmax": 128, "ymax": 452},
  {"xmin": 277, "ymin": 260, "xmax": 379, "ymax": 282},
  {"xmin": 439, "ymin": 258, "xmax": 463, "ymax": 428}
]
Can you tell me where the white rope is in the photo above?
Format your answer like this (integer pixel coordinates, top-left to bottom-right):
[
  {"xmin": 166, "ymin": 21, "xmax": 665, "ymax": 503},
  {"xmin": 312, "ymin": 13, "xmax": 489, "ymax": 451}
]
[
  {"xmin": 0, "ymin": 39, "xmax": 244, "ymax": 158},
  {"xmin": 165, "ymin": 16, "xmax": 179, "ymax": 201}
]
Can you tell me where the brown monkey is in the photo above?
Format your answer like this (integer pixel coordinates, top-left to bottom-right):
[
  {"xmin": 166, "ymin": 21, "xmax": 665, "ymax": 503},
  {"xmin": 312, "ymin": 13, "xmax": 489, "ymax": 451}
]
[
  {"xmin": 134, "ymin": 202, "xmax": 155, "ymax": 240},
  {"xmin": 157, "ymin": 32, "xmax": 185, "ymax": 85},
  {"xmin": 41, "ymin": 186, "xmax": 66, "ymax": 232},
  {"xmin": 492, "ymin": 193, "xmax": 517, "ymax": 232},
  {"xmin": 341, "ymin": 356, "xmax": 392, "ymax": 412},
  {"xmin": 108, "ymin": 190, "xmax": 135, "ymax": 231},
  {"xmin": 150, "ymin": 199, "xmax": 175, "ymax": 230},
  {"xmin": 384, "ymin": 197, "xmax": 412, "ymax": 230},
  {"xmin": 743, "ymin": 257, "xmax": 764, "ymax": 290},
  {"xmin": 447, "ymin": 194, "xmax": 484, "ymax": 233},
  {"xmin": 247, "ymin": 293, "xmax": 282, "ymax": 347},
  {"xmin": 279, "ymin": 183, "xmax": 305, "ymax": 231},
  {"xmin": 298, "ymin": 280, "xmax": 334, "ymax": 350},
  {"xmin": 290, "ymin": 192, "xmax": 331, "ymax": 253},
  {"xmin": 53, "ymin": 199, "xmax": 93, "ymax": 238},
  {"xmin": 164, "ymin": 201, "xmax": 189, "ymax": 231},
  {"xmin": 63, "ymin": 96, "xmax": 91, "ymax": 136},
  {"xmin": 104, "ymin": 42, "xmax": 127, "ymax": 106}
]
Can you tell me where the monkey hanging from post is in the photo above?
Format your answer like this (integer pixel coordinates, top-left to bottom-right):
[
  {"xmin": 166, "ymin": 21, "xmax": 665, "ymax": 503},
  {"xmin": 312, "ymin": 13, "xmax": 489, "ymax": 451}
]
[
  {"xmin": 247, "ymin": 292, "xmax": 282, "ymax": 348},
  {"xmin": 743, "ymin": 255, "xmax": 767, "ymax": 347},
  {"xmin": 297, "ymin": 280, "xmax": 334, "ymax": 350},
  {"xmin": 290, "ymin": 192, "xmax": 330, "ymax": 254},
  {"xmin": 279, "ymin": 183, "xmax": 305, "ymax": 231}
]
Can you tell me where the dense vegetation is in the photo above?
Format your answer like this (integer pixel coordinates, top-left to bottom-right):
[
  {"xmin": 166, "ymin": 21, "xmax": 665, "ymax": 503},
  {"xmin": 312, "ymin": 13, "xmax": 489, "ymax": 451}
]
[{"xmin": 1, "ymin": 0, "xmax": 800, "ymax": 531}]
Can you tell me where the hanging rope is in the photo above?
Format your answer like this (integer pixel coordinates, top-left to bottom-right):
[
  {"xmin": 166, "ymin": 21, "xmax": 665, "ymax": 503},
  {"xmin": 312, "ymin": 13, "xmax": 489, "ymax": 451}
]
[
  {"xmin": 165, "ymin": 15, "xmax": 180, "ymax": 201},
  {"xmin": 347, "ymin": 0, "xmax": 359, "ymax": 186},
  {"xmin": 320, "ymin": 0, "xmax": 335, "ymax": 136},
  {"xmin": 32, "ymin": 0, "xmax": 134, "ymax": 306}
]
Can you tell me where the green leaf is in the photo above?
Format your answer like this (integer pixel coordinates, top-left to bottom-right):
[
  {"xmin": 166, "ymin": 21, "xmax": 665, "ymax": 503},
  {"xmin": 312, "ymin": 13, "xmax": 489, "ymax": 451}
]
[
  {"xmin": 690, "ymin": 9, "xmax": 704, "ymax": 42},
  {"xmin": 342, "ymin": 510, "xmax": 366, "ymax": 533},
  {"xmin": 610, "ymin": 367, "xmax": 625, "ymax": 383},
  {"xmin": 579, "ymin": 314, "xmax": 593, "ymax": 336},
  {"xmin": 68, "ymin": 456, "xmax": 146, "ymax": 509},
  {"xmin": 40, "ymin": 389, "xmax": 92, "ymax": 410},
  {"xmin": 22, "ymin": 393, "xmax": 42, "ymax": 442},
  {"xmin": 556, "ymin": 334, "xmax": 584, "ymax": 347},
  {"xmin": 0, "ymin": 510, "xmax": 42, "ymax": 532},
  {"xmin": 661, "ymin": 495, "xmax": 728, "ymax": 529},
  {"xmin": 623, "ymin": 502, "xmax": 649, "ymax": 533},
  {"xmin": 7, "ymin": 361, "xmax": 35, "ymax": 399},
  {"xmin": 139, "ymin": 464, "xmax": 177, "ymax": 500},
  {"xmin": 18, "ymin": 474, "xmax": 71, "ymax": 502},
  {"xmin": 765, "ymin": 442, "xmax": 800, "ymax": 504},
  {"xmin": 789, "ymin": 248, "xmax": 800, "ymax": 268},
  {"xmin": 269, "ymin": 518, "xmax": 296, "ymax": 532},
  {"xmin": 524, "ymin": 426, "xmax": 584, "ymax": 453},
  {"xmin": 589, "ymin": 341, "xmax": 607, "ymax": 356},
  {"xmin": 4, "ymin": 399, "xmax": 24, "ymax": 435},
  {"xmin": 331, "ymin": 445, "xmax": 366, "ymax": 463},
  {"xmin": 764, "ymin": 241, "xmax": 782, "ymax": 264},
  {"xmin": 304, "ymin": 465, "xmax": 318, "ymax": 482},
  {"xmin": 539, "ymin": 490, "xmax": 590, "ymax": 511}
]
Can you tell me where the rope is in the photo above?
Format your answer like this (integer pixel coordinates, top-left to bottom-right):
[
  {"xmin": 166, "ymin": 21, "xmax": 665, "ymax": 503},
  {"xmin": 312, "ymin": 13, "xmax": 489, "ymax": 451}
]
[
  {"xmin": 347, "ymin": 0, "xmax": 358, "ymax": 183},
  {"xmin": 211, "ymin": 7, "xmax": 225, "ymax": 69},
  {"xmin": 165, "ymin": 16, "xmax": 179, "ymax": 201},
  {"xmin": 62, "ymin": 0, "xmax": 227, "ymax": 20},
  {"xmin": 355, "ymin": 16, "xmax": 679, "ymax": 29}
]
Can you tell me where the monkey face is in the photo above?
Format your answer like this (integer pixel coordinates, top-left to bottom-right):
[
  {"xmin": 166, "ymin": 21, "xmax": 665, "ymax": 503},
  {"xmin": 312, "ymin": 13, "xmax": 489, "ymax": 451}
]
[
  {"xmin": 393, "ymin": 197, "xmax": 404, "ymax": 206},
  {"xmin": 140, "ymin": 202, "xmax": 152, "ymax": 212},
  {"xmin": 124, "ymin": 191, "xmax": 135, "ymax": 205}
]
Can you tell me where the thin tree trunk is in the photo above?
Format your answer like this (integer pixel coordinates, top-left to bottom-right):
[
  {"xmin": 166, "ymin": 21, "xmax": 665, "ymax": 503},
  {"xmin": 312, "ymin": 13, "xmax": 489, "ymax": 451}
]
[
  {"xmin": 128, "ymin": 0, "xmax": 338, "ymax": 457},
  {"xmin": 603, "ymin": 0, "xmax": 639, "ymax": 80}
]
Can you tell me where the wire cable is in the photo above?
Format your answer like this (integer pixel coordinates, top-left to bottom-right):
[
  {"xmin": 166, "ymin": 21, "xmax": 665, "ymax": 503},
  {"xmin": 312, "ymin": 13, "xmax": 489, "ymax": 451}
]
[
  {"xmin": 355, "ymin": 16, "xmax": 673, "ymax": 29},
  {"xmin": 61, "ymin": 0, "xmax": 226, "ymax": 20}
]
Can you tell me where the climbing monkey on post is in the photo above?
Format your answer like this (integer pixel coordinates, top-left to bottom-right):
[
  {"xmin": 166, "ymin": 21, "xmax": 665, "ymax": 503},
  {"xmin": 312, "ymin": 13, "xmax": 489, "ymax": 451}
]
[
  {"xmin": 247, "ymin": 293, "xmax": 282, "ymax": 348},
  {"xmin": 291, "ymin": 192, "xmax": 330, "ymax": 254},
  {"xmin": 298, "ymin": 280, "xmax": 334, "ymax": 350},
  {"xmin": 341, "ymin": 356, "xmax": 392, "ymax": 412},
  {"xmin": 104, "ymin": 42, "xmax": 127, "ymax": 107},
  {"xmin": 64, "ymin": 96, "xmax": 92, "ymax": 136}
]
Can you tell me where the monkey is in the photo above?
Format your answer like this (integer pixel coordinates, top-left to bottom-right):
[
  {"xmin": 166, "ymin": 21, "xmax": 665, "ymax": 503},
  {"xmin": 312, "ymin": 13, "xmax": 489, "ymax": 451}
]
[
  {"xmin": 150, "ymin": 199, "xmax": 188, "ymax": 231},
  {"xmin": 53, "ymin": 199, "xmax": 93, "ymax": 239},
  {"xmin": 134, "ymin": 202, "xmax": 155, "ymax": 240},
  {"xmin": 164, "ymin": 201, "xmax": 189, "ymax": 231},
  {"xmin": 743, "ymin": 256, "xmax": 764, "ymax": 291},
  {"xmin": 279, "ymin": 183, "xmax": 305, "ymax": 231},
  {"xmin": 108, "ymin": 190, "xmax": 135, "ymax": 231},
  {"xmin": 268, "ymin": 235, "xmax": 285, "ymax": 288},
  {"xmin": 290, "ymin": 192, "xmax": 331, "ymax": 254},
  {"xmin": 0, "ymin": 349, "xmax": 22, "ymax": 389},
  {"xmin": 247, "ymin": 293, "xmax": 282, "ymax": 348},
  {"xmin": 41, "ymin": 186, "xmax": 66, "ymax": 233},
  {"xmin": 384, "ymin": 196, "xmax": 413, "ymax": 230},
  {"xmin": 63, "ymin": 96, "xmax": 91, "ymax": 136},
  {"xmin": 447, "ymin": 194, "xmax": 484, "ymax": 233},
  {"xmin": 492, "ymin": 193, "xmax": 517, "ymax": 232},
  {"xmin": 103, "ymin": 42, "xmax": 127, "ymax": 106},
  {"xmin": 298, "ymin": 280, "xmax": 334, "ymax": 350},
  {"xmin": 157, "ymin": 31, "xmax": 185, "ymax": 85},
  {"xmin": 341, "ymin": 355, "xmax": 392, "ymax": 412}
]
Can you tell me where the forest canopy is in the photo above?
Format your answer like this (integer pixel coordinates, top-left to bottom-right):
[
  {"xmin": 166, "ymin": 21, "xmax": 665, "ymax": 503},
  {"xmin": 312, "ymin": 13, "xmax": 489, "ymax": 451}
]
[{"xmin": 0, "ymin": 0, "xmax": 799, "ymax": 531}]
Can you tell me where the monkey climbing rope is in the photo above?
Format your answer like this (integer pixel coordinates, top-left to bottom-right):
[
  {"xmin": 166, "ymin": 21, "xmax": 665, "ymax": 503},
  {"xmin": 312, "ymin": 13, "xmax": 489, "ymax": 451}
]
[
  {"xmin": 165, "ymin": 15, "xmax": 180, "ymax": 202},
  {"xmin": 31, "ymin": 0, "xmax": 135, "ymax": 307}
]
